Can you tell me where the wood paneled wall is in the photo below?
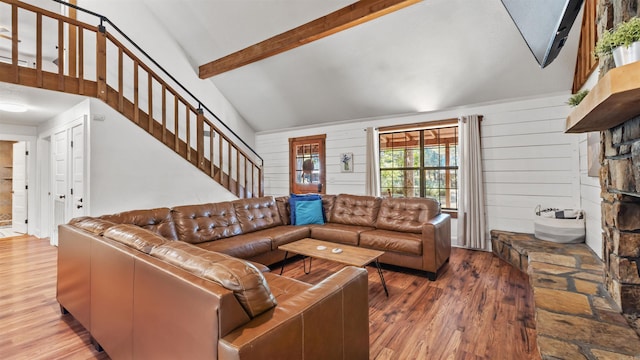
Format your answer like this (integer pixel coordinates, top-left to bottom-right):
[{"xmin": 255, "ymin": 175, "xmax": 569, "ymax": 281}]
[
  {"xmin": 256, "ymin": 94, "xmax": 579, "ymax": 238},
  {"xmin": 573, "ymin": 0, "xmax": 598, "ymax": 92}
]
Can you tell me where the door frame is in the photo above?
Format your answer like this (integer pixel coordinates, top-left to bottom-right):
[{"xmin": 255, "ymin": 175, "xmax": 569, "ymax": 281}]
[
  {"xmin": 40, "ymin": 115, "xmax": 89, "ymax": 245},
  {"xmin": 0, "ymin": 134, "xmax": 36, "ymax": 234},
  {"xmin": 11, "ymin": 141, "xmax": 28, "ymax": 233},
  {"xmin": 289, "ymin": 134, "xmax": 326, "ymax": 194}
]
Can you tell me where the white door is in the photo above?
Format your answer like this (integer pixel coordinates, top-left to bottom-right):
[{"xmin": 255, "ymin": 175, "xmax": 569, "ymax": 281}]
[
  {"xmin": 11, "ymin": 142, "xmax": 27, "ymax": 233},
  {"xmin": 52, "ymin": 129, "xmax": 68, "ymax": 246},
  {"xmin": 70, "ymin": 123, "xmax": 85, "ymax": 219}
]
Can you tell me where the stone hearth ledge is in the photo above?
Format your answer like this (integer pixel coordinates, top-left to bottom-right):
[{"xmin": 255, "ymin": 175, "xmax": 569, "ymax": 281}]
[{"xmin": 491, "ymin": 230, "xmax": 640, "ymax": 359}]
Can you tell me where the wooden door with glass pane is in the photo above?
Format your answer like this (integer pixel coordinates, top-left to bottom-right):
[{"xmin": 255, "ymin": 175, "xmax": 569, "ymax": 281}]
[{"xmin": 289, "ymin": 134, "xmax": 326, "ymax": 194}]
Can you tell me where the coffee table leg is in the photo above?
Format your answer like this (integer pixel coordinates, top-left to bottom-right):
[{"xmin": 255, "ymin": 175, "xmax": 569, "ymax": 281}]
[
  {"xmin": 280, "ymin": 251, "xmax": 289, "ymax": 275},
  {"xmin": 303, "ymin": 256, "xmax": 313, "ymax": 275},
  {"xmin": 375, "ymin": 259, "xmax": 389, "ymax": 297}
]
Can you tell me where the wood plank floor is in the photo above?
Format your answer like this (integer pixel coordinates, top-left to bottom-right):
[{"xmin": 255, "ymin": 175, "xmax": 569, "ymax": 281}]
[{"xmin": 0, "ymin": 235, "xmax": 539, "ymax": 360}]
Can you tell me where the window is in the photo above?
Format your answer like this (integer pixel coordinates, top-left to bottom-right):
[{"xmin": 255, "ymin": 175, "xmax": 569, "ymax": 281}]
[
  {"xmin": 289, "ymin": 134, "xmax": 326, "ymax": 194},
  {"xmin": 379, "ymin": 120, "xmax": 458, "ymax": 211}
]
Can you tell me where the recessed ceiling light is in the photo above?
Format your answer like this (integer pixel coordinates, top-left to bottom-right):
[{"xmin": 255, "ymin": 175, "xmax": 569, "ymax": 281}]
[{"xmin": 0, "ymin": 103, "xmax": 27, "ymax": 112}]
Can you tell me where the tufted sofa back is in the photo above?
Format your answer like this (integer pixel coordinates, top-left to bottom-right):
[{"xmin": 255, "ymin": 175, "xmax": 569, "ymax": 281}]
[
  {"xmin": 233, "ymin": 196, "xmax": 283, "ymax": 234},
  {"xmin": 171, "ymin": 202, "xmax": 242, "ymax": 244},
  {"xmin": 101, "ymin": 207, "xmax": 178, "ymax": 240},
  {"xmin": 376, "ymin": 197, "xmax": 441, "ymax": 233},
  {"xmin": 330, "ymin": 194, "xmax": 381, "ymax": 227}
]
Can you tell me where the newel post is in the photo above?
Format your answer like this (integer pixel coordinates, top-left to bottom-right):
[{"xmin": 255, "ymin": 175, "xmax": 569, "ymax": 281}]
[
  {"xmin": 96, "ymin": 22, "xmax": 107, "ymax": 102},
  {"xmin": 197, "ymin": 107, "xmax": 205, "ymax": 169}
]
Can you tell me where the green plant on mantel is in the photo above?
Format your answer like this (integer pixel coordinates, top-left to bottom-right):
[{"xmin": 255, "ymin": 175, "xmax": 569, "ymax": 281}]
[
  {"xmin": 567, "ymin": 90, "xmax": 589, "ymax": 107},
  {"xmin": 595, "ymin": 17, "xmax": 640, "ymax": 58}
]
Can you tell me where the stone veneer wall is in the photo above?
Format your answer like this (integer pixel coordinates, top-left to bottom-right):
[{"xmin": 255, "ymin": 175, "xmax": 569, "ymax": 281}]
[
  {"xmin": 597, "ymin": 0, "xmax": 640, "ymax": 315},
  {"xmin": 601, "ymin": 118, "xmax": 640, "ymax": 313}
]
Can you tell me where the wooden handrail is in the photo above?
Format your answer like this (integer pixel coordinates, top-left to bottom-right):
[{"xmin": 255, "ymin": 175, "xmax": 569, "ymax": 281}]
[{"xmin": 0, "ymin": 0, "xmax": 263, "ymax": 198}]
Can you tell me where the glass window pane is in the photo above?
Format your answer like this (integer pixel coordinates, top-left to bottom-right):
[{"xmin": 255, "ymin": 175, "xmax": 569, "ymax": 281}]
[
  {"xmin": 380, "ymin": 149, "xmax": 394, "ymax": 169},
  {"xmin": 379, "ymin": 124, "xmax": 458, "ymax": 209}
]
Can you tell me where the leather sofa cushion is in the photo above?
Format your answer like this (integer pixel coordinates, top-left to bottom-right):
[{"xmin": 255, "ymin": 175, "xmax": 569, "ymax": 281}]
[
  {"xmin": 274, "ymin": 196, "xmax": 291, "ymax": 225},
  {"xmin": 104, "ymin": 224, "xmax": 168, "ymax": 254},
  {"xmin": 310, "ymin": 223, "xmax": 374, "ymax": 245},
  {"xmin": 321, "ymin": 195, "xmax": 336, "ymax": 223},
  {"xmin": 330, "ymin": 194, "xmax": 381, "ymax": 227},
  {"xmin": 262, "ymin": 273, "xmax": 312, "ymax": 303},
  {"xmin": 69, "ymin": 217, "xmax": 116, "ymax": 235},
  {"xmin": 233, "ymin": 197, "xmax": 283, "ymax": 234},
  {"xmin": 251, "ymin": 225, "xmax": 311, "ymax": 249},
  {"xmin": 203, "ymin": 258, "xmax": 277, "ymax": 318},
  {"xmin": 196, "ymin": 233, "xmax": 273, "ymax": 259},
  {"xmin": 360, "ymin": 229, "xmax": 422, "ymax": 256},
  {"xmin": 376, "ymin": 197, "xmax": 440, "ymax": 234},
  {"xmin": 171, "ymin": 202, "xmax": 242, "ymax": 244},
  {"xmin": 151, "ymin": 241, "xmax": 234, "ymax": 274},
  {"xmin": 101, "ymin": 207, "xmax": 178, "ymax": 240},
  {"xmin": 150, "ymin": 241, "xmax": 277, "ymax": 318}
]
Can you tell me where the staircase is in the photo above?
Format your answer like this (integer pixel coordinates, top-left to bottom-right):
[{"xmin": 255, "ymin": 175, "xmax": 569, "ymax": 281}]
[{"xmin": 0, "ymin": 0, "xmax": 263, "ymax": 198}]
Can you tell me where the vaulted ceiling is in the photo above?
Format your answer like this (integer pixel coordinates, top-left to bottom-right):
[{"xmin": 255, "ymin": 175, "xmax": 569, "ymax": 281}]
[
  {"xmin": 2, "ymin": 0, "xmax": 582, "ymax": 133},
  {"xmin": 141, "ymin": 0, "xmax": 582, "ymax": 132}
]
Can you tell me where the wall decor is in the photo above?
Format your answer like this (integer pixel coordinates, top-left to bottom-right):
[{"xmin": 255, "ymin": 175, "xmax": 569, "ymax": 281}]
[
  {"xmin": 587, "ymin": 132, "xmax": 600, "ymax": 177},
  {"xmin": 340, "ymin": 152, "xmax": 353, "ymax": 173}
]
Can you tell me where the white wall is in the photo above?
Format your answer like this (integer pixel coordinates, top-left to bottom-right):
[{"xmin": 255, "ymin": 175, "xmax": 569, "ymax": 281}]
[
  {"xmin": 0, "ymin": 124, "xmax": 37, "ymax": 138},
  {"xmin": 578, "ymin": 69, "xmax": 603, "ymax": 258},
  {"xmin": 256, "ymin": 93, "xmax": 582, "ymax": 248},
  {"xmin": 88, "ymin": 99, "xmax": 238, "ymax": 216},
  {"xmin": 578, "ymin": 132, "xmax": 602, "ymax": 258},
  {"xmin": 37, "ymin": 100, "xmax": 91, "ymax": 136}
]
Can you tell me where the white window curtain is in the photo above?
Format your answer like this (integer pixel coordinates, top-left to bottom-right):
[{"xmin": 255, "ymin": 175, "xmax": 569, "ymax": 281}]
[
  {"xmin": 457, "ymin": 115, "xmax": 486, "ymax": 250},
  {"xmin": 365, "ymin": 127, "xmax": 380, "ymax": 196}
]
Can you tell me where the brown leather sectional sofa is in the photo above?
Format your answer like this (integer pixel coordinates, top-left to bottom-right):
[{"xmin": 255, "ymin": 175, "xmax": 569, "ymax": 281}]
[{"xmin": 57, "ymin": 194, "xmax": 450, "ymax": 359}]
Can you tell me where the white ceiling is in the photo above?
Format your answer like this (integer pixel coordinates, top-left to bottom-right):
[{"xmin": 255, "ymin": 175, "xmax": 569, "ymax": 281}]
[
  {"xmin": 141, "ymin": 0, "xmax": 582, "ymax": 132},
  {"xmin": 0, "ymin": 0, "xmax": 582, "ymax": 133},
  {"xmin": 0, "ymin": 84, "xmax": 85, "ymax": 126}
]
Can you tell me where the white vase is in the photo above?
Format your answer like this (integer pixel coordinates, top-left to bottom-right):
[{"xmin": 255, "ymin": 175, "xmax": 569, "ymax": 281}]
[{"xmin": 612, "ymin": 41, "xmax": 640, "ymax": 67}]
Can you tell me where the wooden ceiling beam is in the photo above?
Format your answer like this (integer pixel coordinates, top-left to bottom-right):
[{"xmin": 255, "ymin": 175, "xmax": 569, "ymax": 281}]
[{"xmin": 198, "ymin": 0, "xmax": 422, "ymax": 79}]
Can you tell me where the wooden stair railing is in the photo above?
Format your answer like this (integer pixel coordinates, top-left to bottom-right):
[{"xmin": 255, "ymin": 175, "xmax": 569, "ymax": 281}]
[{"xmin": 0, "ymin": 0, "xmax": 263, "ymax": 198}]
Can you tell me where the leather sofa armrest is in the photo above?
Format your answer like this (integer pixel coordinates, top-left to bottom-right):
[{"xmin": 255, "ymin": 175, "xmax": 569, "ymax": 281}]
[
  {"xmin": 422, "ymin": 213, "xmax": 451, "ymax": 275},
  {"xmin": 218, "ymin": 266, "xmax": 369, "ymax": 360}
]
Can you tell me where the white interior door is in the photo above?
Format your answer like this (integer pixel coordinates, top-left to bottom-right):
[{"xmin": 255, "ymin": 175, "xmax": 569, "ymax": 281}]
[
  {"xmin": 71, "ymin": 123, "xmax": 85, "ymax": 219},
  {"xmin": 11, "ymin": 142, "xmax": 27, "ymax": 233},
  {"xmin": 52, "ymin": 129, "xmax": 68, "ymax": 246}
]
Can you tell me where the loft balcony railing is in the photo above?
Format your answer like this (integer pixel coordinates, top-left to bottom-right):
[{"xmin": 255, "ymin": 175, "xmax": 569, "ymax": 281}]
[{"xmin": 0, "ymin": 0, "xmax": 263, "ymax": 198}]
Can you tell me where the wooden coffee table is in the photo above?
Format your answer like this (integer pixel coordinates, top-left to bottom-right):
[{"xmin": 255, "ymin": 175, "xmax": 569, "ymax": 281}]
[{"xmin": 278, "ymin": 238, "xmax": 388, "ymax": 296}]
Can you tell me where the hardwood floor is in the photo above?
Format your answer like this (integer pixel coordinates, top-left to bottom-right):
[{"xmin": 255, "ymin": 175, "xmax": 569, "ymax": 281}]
[
  {"xmin": 0, "ymin": 235, "xmax": 539, "ymax": 360},
  {"xmin": 0, "ymin": 235, "xmax": 107, "ymax": 360},
  {"xmin": 282, "ymin": 250, "xmax": 539, "ymax": 360}
]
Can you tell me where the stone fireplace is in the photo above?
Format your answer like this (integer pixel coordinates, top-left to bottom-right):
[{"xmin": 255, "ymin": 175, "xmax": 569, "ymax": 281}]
[
  {"xmin": 597, "ymin": 0, "xmax": 640, "ymax": 316},
  {"xmin": 601, "ymin": 117, "xmax": 640, "ymax": 314}
]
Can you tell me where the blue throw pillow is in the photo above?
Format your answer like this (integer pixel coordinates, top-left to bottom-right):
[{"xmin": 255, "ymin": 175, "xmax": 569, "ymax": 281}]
[
  {"xmin": 294, "ymin": 200, "xmax": 325, "ymax": 225},
  {"xmin": 289, "ymin": 194, "xmax": 323, "ymax": 225}
]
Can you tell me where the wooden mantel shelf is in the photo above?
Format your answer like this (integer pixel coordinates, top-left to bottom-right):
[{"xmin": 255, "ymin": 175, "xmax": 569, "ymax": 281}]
[{"xmin": 566, "ymin": 60, "xmax": 640, "ymax": 133}]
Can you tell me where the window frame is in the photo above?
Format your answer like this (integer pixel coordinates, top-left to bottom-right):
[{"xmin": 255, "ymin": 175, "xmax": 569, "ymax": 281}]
[{"xmin": 378, "ymin": 119, "xmax": 459, "ymax": 215}]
